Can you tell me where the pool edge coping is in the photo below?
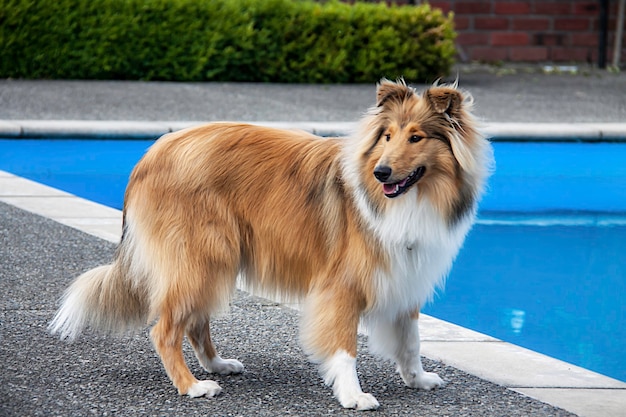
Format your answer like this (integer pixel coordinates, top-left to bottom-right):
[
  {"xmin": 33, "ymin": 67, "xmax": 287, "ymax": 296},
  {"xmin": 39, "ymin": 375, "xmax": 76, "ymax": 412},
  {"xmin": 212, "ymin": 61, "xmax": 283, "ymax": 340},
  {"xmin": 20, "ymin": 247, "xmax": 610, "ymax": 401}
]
[
  {"xmin": 2, "ymin": 151, "xmax": 626, "ymax": 417},
  {"xmin": 2, "ymin": 120, "xmax": 626, "ymax": 141}
]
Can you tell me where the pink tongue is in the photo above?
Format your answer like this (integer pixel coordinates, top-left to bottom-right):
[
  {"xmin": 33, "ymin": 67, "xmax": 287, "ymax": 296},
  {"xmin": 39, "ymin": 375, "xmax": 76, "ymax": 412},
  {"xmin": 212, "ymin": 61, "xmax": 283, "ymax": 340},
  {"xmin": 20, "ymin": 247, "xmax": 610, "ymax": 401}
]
[
  {"xmin": 382, "ymin": 177, "xmax": 409, "ymax": 195},
  {"xmin": 383, "ymin": 183, "xmax": 396, "ymax": 194}
]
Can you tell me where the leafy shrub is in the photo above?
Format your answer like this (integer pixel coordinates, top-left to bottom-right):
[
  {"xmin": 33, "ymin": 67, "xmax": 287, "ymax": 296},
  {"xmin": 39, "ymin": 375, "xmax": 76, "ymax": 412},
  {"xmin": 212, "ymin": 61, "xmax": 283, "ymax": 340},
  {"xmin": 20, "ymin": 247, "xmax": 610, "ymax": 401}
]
[{"xmin": 0, "ymin": 0, "xmax": 456, "ymax": 83}]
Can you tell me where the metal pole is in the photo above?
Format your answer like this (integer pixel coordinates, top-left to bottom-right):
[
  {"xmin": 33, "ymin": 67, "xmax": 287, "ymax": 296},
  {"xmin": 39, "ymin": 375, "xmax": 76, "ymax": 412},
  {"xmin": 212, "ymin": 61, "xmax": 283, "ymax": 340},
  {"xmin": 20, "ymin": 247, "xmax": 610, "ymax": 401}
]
[
  {"xmin": 599, "ymin": 0, "xmax": 609, "ymax": 68},
  {"xmin": 613, "ymin": 0, "xmax": 626, "ymax": 68}
]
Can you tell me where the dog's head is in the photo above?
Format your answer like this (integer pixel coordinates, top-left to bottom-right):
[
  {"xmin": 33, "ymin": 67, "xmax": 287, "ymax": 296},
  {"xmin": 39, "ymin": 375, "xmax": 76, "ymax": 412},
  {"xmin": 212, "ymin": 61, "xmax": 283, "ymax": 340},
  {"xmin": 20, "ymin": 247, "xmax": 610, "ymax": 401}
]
[{"xmin": 356, "ymin": 78, "xmax": 489, "ymax": 223}]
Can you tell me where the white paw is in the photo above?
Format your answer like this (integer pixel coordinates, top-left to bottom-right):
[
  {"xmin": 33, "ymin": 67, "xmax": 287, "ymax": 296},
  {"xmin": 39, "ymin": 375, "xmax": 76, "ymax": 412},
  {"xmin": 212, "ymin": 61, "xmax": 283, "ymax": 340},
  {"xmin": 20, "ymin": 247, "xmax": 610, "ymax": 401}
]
[
  {"xmin": 321, "ymin": 350, "xmax": 380, "ymax": 410},
  {"xmin": 339, "ymin": 392, "xmax": 380, "ymax": 410},
  {"xmin": 187, "ymin": 380, "xmax": 222, "ymax": 398},
  {"xmin": 206, "ymin": 357, "xmax": 244, "ymax": 375},
  {"xmin": 401, "ymin": 370, "xmax": 445, "ymax": 390}
]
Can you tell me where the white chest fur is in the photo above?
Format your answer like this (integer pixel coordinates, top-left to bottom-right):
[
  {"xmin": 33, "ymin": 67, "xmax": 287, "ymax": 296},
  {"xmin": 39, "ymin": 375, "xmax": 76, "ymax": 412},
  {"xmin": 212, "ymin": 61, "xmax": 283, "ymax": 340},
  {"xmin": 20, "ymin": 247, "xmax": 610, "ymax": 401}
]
[{"xmin": 365, "ymin": 187, "xmax": 473, "ymax": 321}]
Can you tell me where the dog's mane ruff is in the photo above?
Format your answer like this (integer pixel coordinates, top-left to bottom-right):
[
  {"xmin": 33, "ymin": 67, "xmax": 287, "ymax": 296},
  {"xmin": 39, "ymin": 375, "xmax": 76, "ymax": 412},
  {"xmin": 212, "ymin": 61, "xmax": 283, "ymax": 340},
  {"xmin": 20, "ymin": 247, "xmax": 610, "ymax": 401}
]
[
  {"xmin": 341, "ymin": 110, "xmax": 455, "ymax": 319},
  {"xmin": 339, "ymin": 81, "xmax": 493, "ymax": 323}
]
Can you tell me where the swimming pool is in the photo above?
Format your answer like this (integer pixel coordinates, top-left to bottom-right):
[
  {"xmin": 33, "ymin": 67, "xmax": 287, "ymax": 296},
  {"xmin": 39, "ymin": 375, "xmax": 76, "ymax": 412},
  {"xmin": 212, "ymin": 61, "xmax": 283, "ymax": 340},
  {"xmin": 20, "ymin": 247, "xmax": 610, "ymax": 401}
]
[{"xmin": 1, "ymin": 138, "xmax": 625, "ymax": 382}]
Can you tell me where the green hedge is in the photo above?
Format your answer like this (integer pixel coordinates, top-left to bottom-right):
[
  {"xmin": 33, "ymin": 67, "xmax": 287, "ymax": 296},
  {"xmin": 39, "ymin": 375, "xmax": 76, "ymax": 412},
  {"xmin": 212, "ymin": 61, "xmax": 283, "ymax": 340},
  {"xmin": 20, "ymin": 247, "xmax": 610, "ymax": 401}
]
[{"xmin": 0, "ymin": 0, "xmax": 456, "ymax": 83}]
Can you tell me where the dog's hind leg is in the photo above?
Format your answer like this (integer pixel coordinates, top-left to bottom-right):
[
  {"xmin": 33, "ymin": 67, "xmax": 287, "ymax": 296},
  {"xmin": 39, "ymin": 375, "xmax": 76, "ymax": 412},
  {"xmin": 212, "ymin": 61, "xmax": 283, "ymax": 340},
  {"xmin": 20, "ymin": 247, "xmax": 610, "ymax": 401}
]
[
  {"xmin": 186, "ymin": 318, "xmax": 244, "ymax": 375},
  {"xmin": 151, "ymin": 313, "xmax": 222, "ymax": 398}
]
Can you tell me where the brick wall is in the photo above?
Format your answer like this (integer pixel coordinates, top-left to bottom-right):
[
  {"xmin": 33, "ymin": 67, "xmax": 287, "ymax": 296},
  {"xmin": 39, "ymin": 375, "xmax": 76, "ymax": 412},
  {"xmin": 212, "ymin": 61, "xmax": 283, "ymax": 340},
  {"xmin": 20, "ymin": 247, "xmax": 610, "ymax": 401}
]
[{"xmin": 424, "ymin": 0, "xmax": 626, "ymax": 64}]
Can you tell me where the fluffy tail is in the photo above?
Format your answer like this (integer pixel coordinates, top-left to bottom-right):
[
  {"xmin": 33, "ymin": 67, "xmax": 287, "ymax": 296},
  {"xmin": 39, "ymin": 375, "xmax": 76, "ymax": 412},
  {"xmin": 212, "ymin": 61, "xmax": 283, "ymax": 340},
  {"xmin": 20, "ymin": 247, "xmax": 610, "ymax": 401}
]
[{"xmin": 48, "ymin": 261, "xmax": 148, "ymax": 341}]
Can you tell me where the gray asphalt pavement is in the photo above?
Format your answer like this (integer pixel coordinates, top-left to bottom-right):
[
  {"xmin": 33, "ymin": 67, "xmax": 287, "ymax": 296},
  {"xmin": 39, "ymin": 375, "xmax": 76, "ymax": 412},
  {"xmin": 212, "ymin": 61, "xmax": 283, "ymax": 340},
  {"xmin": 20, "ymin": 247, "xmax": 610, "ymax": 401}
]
[
  {"xmin": 1, "ymin": 68, "xmax": 625, "ymax": 123},
  {"xmin": 0, "ymin": 201, "xmax": 576, "ymax": 416}
]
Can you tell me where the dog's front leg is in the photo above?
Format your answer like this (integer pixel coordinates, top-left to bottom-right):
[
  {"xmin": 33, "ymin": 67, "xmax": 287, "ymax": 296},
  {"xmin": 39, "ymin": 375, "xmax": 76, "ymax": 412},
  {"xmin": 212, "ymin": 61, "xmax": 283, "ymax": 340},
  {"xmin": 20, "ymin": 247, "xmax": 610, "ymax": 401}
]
[
  {"xmin": 367, "ymin": 310, "xmax": 443, "ymax": 391},
  {"xmin": 300, "ymin": 288, "xmax": 379, "ymax": 410},
  {"xmin": 320, "ymin": 349, "xmax": 379, "ymax": 410},
  {"xmin": 388, "ymin": 311, "xmax": 444, "ymax": 390}
]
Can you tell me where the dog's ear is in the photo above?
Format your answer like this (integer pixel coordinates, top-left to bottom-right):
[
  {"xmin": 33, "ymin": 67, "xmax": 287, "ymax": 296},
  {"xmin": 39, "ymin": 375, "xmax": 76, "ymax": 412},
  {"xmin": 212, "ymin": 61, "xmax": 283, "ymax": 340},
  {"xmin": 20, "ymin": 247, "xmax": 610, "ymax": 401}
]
[
  {"xmin": 426, "ymin": 87, "xmax": 463, "ymax": 117},
  {"xmin": 427, "ymin": 86, "xmax": 478, "ymax": 173},
  {"xmin": 376, "ymin": 78, "xmax": 413, "ymax": 107}
]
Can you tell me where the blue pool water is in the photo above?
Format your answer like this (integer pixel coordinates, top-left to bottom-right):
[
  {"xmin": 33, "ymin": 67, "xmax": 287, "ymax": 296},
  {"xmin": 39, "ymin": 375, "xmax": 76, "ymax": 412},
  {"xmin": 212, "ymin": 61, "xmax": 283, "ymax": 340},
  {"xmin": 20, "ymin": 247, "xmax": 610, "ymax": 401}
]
[
  {"xmin": 1, "ymin": 138, "xmax": 625, "ymax": 382},
  {"xmin": 426, "ymin": 223, "xmax": 626, "ymax": 380}
]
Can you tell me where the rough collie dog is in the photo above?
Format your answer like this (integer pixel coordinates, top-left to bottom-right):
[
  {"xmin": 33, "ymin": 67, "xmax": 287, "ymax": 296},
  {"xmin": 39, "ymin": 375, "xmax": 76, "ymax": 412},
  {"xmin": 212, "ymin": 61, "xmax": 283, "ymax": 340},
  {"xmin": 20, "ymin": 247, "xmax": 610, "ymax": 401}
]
[{"xmin": 50, "ymin": 79, "xmax": 492, "ymax": 410}]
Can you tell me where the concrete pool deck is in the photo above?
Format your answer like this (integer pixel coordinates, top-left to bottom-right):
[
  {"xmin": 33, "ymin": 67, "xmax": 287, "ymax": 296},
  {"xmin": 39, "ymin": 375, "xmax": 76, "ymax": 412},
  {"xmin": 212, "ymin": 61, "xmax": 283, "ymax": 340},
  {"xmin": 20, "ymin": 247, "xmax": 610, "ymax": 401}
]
[{"xmin": 1, "ymin": 71, "xmax": 626, "ymax": 416}]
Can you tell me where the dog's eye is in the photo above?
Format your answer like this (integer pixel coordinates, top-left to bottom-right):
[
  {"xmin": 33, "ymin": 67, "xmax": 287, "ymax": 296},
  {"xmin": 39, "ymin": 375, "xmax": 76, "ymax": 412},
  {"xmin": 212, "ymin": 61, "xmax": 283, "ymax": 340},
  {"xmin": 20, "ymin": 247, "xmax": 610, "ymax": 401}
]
[
  {"xmin": 409, "ymin": 135, "xmax": 423, "ymax": 143},
  {"xmin": 385, "ymin": 134, "xmax": 391, "ymax": 142}
]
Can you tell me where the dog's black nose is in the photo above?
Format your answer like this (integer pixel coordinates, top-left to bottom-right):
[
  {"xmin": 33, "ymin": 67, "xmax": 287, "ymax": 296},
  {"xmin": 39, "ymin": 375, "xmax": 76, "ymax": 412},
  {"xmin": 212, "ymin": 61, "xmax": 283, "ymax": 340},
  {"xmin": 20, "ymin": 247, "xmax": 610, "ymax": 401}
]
[{"xmin": 373, "ymin": 165, "xmax": 392, "ymax": 182}]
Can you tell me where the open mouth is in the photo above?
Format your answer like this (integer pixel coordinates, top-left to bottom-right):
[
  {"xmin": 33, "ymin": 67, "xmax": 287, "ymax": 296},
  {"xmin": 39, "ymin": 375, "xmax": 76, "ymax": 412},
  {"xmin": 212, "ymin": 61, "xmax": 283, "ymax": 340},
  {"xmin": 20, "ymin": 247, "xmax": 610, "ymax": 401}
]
[{"xmin": 381, "ymin": 166, "xmax": 426, "ymax": 198}]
